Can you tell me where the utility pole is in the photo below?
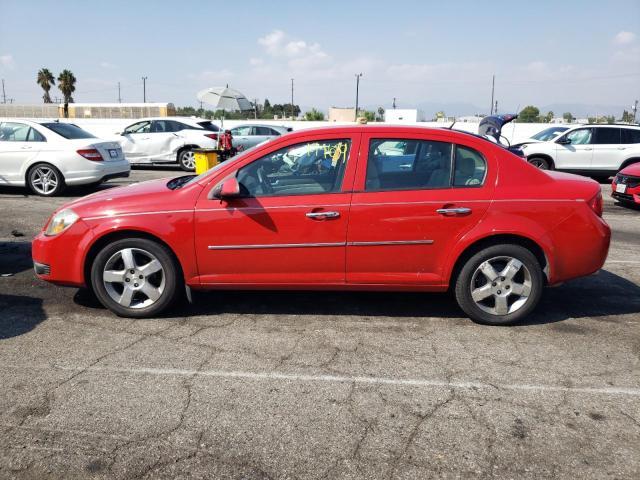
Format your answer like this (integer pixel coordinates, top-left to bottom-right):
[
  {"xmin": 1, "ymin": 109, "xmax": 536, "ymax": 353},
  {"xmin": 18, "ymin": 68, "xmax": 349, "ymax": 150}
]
[
  {"xmin": 392, "ymin": 97, "xmax": 396, "ymax": 109},
  {"xmin": 354, "ymin": 73, "xmax": 363, "ymax": 121},
  {"xmin": 142, "ymin": 76, "xmax": 147, "ymax": 103},
  {"xmin": 118, "ymin": 82, "xmax": 121, "ymax": 103},
  {"xmin": 494, "ymin": 100, "xmax": 498, "ymax": 115},
  {"xmin": 490, "ymin": 75, "xmax": 495, "ymax": 115},
  {"xmin": 1, "ymin": 79, "xmax": 5, "ymax": 104},
  {"xmin": 290, "ymin": 78, "xmax": 294, "ymax": 119},
  {"xmin": 254, "ymin": 98, "xmax": 259, "ymax": 119},
  {"xmin": 632, "ymin": 100, "xmax": 638, "ymax": 123}
]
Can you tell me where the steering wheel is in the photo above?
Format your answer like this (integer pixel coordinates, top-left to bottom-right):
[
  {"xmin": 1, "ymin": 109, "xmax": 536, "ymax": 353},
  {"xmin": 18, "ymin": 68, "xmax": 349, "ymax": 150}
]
[{"xmin": 256, "ymin": 166, "xmax": 274, "ymax": 195}]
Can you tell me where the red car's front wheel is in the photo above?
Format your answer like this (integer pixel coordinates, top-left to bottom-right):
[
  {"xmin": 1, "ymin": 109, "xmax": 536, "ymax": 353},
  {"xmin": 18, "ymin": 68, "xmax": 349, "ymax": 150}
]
[{"xmin": 90, "ymin": 238, "xmax": 182, "ymax": 318}]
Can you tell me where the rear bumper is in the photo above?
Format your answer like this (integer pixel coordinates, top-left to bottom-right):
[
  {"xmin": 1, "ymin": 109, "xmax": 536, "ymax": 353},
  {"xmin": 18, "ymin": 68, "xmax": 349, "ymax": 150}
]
[
  {"xmin": 546, "ymin": 207, "xmax": 611, "ymax": 284},
  {"xmin": 32, "ymin": 220, "xmax": 93, "ymax": 287},
  {"xmin": 611, "ymin": 184, "xmax": 640, "ymax": 204},
  {"xmin": 64, "ymin": 160, "xmax": 130, "ymax": 186}
]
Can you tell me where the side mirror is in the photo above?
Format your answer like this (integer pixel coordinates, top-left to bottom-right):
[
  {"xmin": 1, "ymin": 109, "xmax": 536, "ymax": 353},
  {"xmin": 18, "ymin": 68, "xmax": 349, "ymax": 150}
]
[
  {"xmin": 209, "ymin": 177, "xmax": 241, "ymax": 200},
  {"xmin": 557, "ymin": 137, "xmax": 571, "ymax": 145}
]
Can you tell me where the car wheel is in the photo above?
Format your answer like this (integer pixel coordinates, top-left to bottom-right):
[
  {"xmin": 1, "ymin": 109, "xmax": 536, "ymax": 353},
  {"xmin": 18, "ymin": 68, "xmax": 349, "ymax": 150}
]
[
  {"xmin": 528, "ymin": 157, "xmax": 550, "ymax": 170},
  {"xmin": 27, "ymin": 163, "xmax": 65, "ymax": 196},
  {"xmin": 454, "ymin": 244, "xmax": 543, "ymax": 325},
  {"xmin": 90, "ymin": 238, "xmax": 182, "ymax": 318},
  {"xmin": 178, "ymin": 149, "xmax": 196, "ymax": 172}
]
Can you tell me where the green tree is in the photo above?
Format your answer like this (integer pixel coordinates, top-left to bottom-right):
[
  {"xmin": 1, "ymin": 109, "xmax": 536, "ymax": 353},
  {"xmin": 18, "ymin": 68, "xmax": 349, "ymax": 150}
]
[
  {"xmin": 562, "ymin": 112, "xmax": 573, "ymax": 123},
  {"xmin": 377, "ymin": 107, "xmax": 385, "ymax": 121},
  {"xmin": 304, "ymin": 108, "xmax": 325, "ymax": 121},
  {"xmin": 544, "ymin": 111, "xmax": 554, "ymax": 123},
  {"xmin": 621, "ymin": 110, "xmax": 634, "ymax": 123},
  {"xmin": 37, "ymin": 68, "xmax": 55, "ymax": 103},
  {"xmin": 518, "ymin": 105, "xmax": 540, "ymax": 123},
  {"xmin": 362, "ymin": 110, "xmax": 376, "ymax": 122},
  {"xmin": 57, "ymin": 69, "xmax": 76, "ymax": 104}
]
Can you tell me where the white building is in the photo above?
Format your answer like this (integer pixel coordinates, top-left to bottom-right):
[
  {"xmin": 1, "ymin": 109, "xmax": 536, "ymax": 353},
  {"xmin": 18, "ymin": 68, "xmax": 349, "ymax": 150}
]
[{"xmin": 384, "ymin": 109, "xmax": 425, "ymax": 123}]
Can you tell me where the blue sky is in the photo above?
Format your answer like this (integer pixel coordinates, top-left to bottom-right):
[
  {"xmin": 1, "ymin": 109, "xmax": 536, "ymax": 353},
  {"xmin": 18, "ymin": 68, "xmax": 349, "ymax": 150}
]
[{"xmin": 1, "ymin": 0, "xmax": 639, "ymax": 114}]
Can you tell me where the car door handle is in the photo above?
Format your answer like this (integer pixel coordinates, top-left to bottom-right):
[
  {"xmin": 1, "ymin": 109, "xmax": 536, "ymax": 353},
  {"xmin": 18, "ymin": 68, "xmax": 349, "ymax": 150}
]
[
  {"xmin": 583, "ymin": 147, "xmax": 592, "ymax": 151},
  {"xmin": 436, "ymin": 207, "xmax": 472, "ymax": 216},
  {"xmin": 617, "ymin": 147, "xmax": 627, "ymax": 150},
  {"xmin": 306, "ymin": 211, "xmax": 340, "ymax": 219},
  {"xmin": 21, "ymin": 146, "xmax": 32, "ymax": 149}
]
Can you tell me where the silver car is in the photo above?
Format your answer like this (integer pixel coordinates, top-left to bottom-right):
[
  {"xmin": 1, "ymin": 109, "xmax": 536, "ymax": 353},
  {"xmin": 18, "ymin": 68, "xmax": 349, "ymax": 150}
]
[{"xmin": 229, "ymin": 124, "xmax": 292, "ymax": 151}]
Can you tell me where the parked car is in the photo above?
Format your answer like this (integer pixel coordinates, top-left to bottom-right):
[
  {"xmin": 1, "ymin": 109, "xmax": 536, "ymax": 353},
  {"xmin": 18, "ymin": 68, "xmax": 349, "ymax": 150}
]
[
  {"xmin": 477, "ymin": 114, "xmax": 525, "ymax": 157},
  {"xmin": 612, "ymin": 162, "xmax": 640, "ymax": 205},
  {"xmin": 521, "ymin": 124, "xmax": 640, "ymax": 178},
  {"xmin": 0, "ymin": 119, "xmax": 129, "ymax": 196},
  {"xmin": 229, "ymin": 124, "xmax": 292, "ymax": 151},
  {"xmin": 510, "ymin": 126, "xmax": 570, "ymax": 148},
  {"xmin": 32, "ymin": 125, "xmax": 610, "ymax": 325},
  {"xmin": 116, "ymin": 117, "xmax": 233, "ymax": 171}
]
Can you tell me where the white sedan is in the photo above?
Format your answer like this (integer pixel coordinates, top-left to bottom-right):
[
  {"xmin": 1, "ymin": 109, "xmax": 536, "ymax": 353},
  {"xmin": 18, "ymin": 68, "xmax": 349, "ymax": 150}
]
[
  {"xmin": 116, "ymin": 117, "xmax": 221, "ymax": 171},
  {"xmin": 0, "ymin": 119, "xmax": 130, "ymax": 196}
]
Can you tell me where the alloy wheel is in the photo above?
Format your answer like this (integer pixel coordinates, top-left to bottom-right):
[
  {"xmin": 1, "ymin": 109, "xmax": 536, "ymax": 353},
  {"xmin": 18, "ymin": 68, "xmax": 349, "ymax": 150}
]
[
  {"xmin": 180, "ymin": 150, "xmax": 195, "ymax": 170},
  {"xmin": 469, "ymin": 256, "xmax": 532, "ymax": 316},
  {"xmin": 31, "ymin": 166, "xmax": 59, "ymax": 195},
  {"xmin": 102, "ymin": 248, "xmax": 165, "ymax": 309}
]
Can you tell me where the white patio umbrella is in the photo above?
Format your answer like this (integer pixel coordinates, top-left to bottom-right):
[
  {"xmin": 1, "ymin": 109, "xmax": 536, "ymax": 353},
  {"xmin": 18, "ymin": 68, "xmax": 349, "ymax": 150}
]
[{"xmin": 197, "ymin": 86, "xmax": 253, "ymax": 127}]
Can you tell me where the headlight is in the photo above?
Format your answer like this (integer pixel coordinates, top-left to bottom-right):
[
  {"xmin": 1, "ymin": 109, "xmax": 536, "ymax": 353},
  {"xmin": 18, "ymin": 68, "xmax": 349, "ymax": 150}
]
[{"xmin": 45, "ymin": 209, "xmax": 79, "ymax": 236}]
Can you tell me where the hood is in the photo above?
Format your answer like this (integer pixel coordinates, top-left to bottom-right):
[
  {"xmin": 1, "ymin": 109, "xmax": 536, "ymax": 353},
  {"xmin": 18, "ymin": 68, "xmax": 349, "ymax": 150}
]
[
  {"xmin": 479, "ymin": 114, "xmax": 518, "ymax": 142},
  {"xmin": 619, "ymin": 162, "xmax": 640, "ymax": 177},
  {"xmin": 59, "ymin": 176, "xmax": 200, "ymax": 219}
]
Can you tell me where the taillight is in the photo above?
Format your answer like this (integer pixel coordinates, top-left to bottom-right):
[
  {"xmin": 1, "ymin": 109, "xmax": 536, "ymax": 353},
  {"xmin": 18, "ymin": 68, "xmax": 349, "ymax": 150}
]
[
  {"xmin": 588, "ymin": 191, "xmax": 603, "ymax": 217},
  {"xmin": 77, "ymin": 148, "xmax": 104, "ymax": 161},
  {"xmin": 204, "ymin": 133, "xmax": 218, "ymax": 140}
]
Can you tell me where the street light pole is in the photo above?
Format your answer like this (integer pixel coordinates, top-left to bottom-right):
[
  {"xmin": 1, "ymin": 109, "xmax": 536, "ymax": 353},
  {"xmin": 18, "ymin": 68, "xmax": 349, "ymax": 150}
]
[
  {"xmin": 291, "ymin": 78, "xmax": 294, "ymax": 120},
  {"xmin": 355, "ymin": 73, "xmax": 363, "ymax": 121},
  {"xmin": 142, "ymin": 76, "xmax": 148, "ymax": 103}
]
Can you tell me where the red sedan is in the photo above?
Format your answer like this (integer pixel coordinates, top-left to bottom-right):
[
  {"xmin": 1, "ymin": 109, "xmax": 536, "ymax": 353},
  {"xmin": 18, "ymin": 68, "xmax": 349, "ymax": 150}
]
[
  {"xmin": 32, "ymin": 126, "xmax": 610, "ymax": 325},
  {"xmin": 612, "ymin": 162, "xmax": 640, "ymax": 205}
]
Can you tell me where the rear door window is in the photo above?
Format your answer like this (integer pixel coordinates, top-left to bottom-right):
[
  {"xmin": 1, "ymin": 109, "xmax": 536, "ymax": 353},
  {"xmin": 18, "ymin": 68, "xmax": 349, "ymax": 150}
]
[
  {"xmin": 365, "ymin": 139, "xmax": 452, "ymax": 191},
  {"xmin": 621, "ymin": 128, "xmax": 640, "ymax": 144},
  {"xmin": 231, "ymin": 126, "xmax": 252, "ymax": 136},
  {"xmin": 453, "ymin": 145, "xmax": 487, "ymax": 187},
  {"xmin": 254, "ymin": 126, "xmax": 273, "ymax": 136},
  {"xmin": 593, "ymin": 127, "xmax": 621, "ymax": 144}
]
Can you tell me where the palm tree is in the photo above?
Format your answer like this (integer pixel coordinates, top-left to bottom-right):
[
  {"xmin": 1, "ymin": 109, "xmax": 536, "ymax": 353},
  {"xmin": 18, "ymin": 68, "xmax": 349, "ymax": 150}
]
[
  {"xmin": 37, "ymin": 68, "xmax": 55, "ymax": 103},
  {"xmin": 57, "ymin": 69, "xmax": 77, "ymax": 104}
]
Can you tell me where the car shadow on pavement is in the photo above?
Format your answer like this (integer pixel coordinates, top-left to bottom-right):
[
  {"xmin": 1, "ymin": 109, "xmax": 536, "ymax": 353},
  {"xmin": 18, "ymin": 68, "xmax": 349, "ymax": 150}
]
[
  {"xmin": 0, "ymin": 293, "xmax": 46, "ymax": 339},
  {"xmin": 613, "ymin": 200, "xmax": 640, "ymax": 211},
  {"xmin": 71, "ymin": 269, "xmax": 640, "ymax": 327},
  {"xmin": 0, "ymin": 241, "xmax": 34, "ymax": 276}
]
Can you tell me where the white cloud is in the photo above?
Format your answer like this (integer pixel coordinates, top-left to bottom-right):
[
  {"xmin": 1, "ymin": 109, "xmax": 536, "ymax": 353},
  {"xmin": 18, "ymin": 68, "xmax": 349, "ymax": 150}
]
[
  {"xmin": 257, "ymin": 29, "xmax": 329, "ymax": 68},
  {"xmin": 613, "ymin": 31, "xmax": 636, "ymax": 45},
  {"xmin": 0, "ymin": 54, "xmax": 15, "ymax": 69},
  {"xmin": 99, "ymin": 61, "xmax": 117, "ymax": 69}
]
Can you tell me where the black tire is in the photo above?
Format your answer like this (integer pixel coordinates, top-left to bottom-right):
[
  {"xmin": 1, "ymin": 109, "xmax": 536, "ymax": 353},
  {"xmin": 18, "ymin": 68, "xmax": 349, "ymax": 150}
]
[
  {"xmin": 454, "ymin": 244, "xmax": 544, "ymax": 326},
  {"xmin": 90, "ymin": 238, "xmax": 182, "ymax": 318},
  {"xmin": 178, "ymin": 149, "xmax": 196, "ymax": 172},
  {"xmin": 528, "ymin": 157, "xmax": 551, "ymax": 170},
  {"xmin": 27, "ymin": 163, "xmax": 65, "ymax": 196}
]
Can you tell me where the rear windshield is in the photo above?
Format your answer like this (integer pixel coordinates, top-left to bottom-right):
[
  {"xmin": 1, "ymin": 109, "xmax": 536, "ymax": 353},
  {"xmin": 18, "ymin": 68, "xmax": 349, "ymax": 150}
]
[
  {"xmin": 40, "ymin": 122, "xmax": 96, "ymax": 139},
  {"xmin": 197, "ymin": 121, "xmax": 220, "ymax": 132}
]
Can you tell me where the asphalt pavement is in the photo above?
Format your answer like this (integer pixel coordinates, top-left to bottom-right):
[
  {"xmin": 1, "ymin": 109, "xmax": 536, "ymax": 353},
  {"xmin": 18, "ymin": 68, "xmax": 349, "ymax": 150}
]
[{"xmin": 0, "ymin": 167, "xmax": 638, "ymax": 479}]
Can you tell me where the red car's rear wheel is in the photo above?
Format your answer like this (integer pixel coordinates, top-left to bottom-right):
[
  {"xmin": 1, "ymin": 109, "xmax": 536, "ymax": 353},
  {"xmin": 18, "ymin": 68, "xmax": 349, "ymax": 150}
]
[{"xmin": 455, "ymin": 244, "xmax": 544, "ymax": 325}]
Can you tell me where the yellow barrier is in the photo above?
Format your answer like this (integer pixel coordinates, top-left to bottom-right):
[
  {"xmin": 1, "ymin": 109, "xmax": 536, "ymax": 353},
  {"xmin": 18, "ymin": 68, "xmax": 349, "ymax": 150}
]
[{"xmin": 194, "ymin": 149, "xmax": 220, "ymax": 174}]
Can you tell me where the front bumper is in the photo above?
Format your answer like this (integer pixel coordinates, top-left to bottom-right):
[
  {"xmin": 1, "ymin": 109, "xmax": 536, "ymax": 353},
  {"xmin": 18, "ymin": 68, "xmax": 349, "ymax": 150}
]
[
  {"xmin": 612, "ymin": 175, "xmax": 640, "ymax": 204},
  {"xmin": 32, "ymin": 219, "xmax": 94, "ymax": 287}
]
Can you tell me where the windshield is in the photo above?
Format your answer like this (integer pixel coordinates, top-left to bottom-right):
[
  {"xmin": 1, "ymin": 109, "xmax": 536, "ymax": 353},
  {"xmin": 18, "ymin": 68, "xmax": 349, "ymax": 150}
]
[
  {"xmin": 40, "ymin": 122, "xmax": 96, "ymax": 139},
  {"xmin": 531, "ymin": 127, "xmax": 567, "ymax": 141},
  {"xmin": 181, "ymin": 144, "xmax": 261, "ymax": 188}
]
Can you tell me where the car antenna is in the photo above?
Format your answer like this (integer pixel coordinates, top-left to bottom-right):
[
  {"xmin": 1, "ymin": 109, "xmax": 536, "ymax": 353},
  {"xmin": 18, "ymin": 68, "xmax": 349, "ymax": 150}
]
[{"xmin": 447, "ymin": 118, "xmax": 456, "ymax": 129}]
